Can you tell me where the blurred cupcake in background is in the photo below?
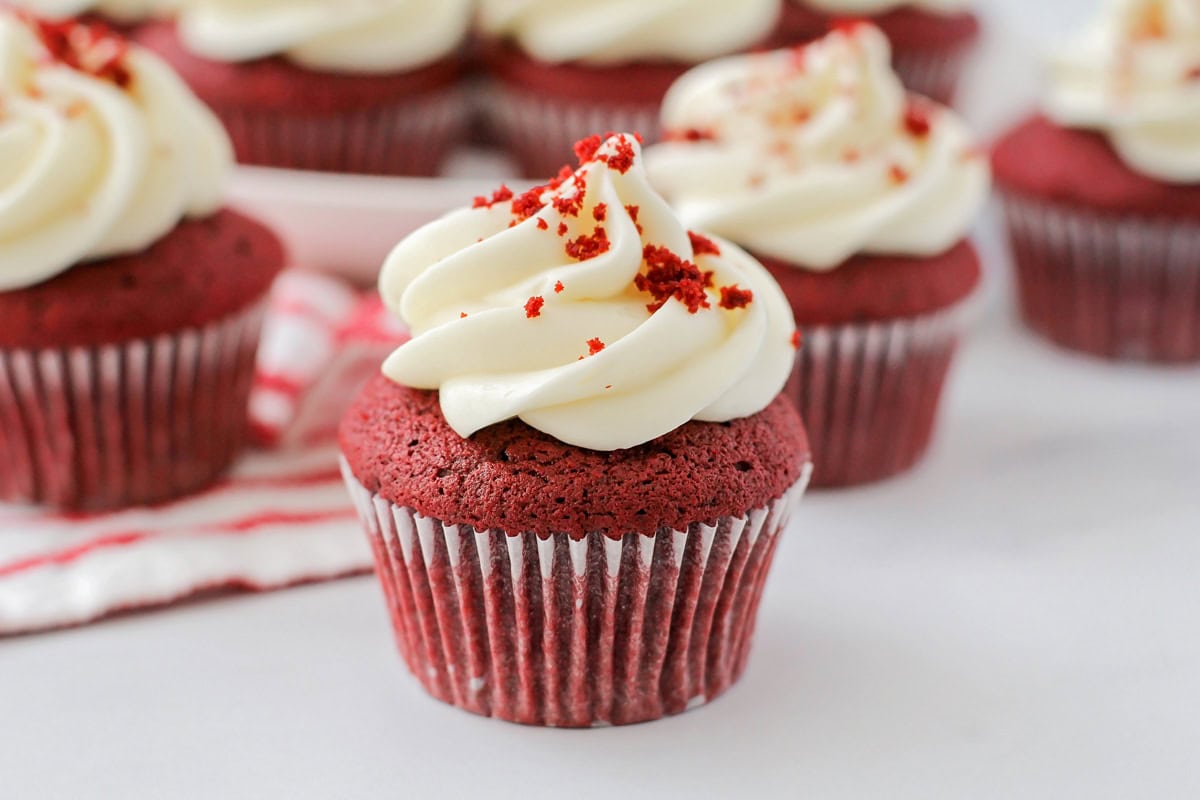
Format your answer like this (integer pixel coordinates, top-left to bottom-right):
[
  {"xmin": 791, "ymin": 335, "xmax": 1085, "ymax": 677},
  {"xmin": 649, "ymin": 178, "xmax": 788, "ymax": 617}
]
[
  {"xmin": 477, "ymin": 0, "xmax": 782, "ymax": 176},
  {"xmin": 0, "ymin": 12, "xmax": 284, "ymax": 509},
  {"xmin": 136, "ymin": 0, "xmax": 473, "ymax": 176},
  {"xmin": 648, "ymin": 24, "xmax": 990, "ymax": 487},
  {"xmin": 340, "ymin": 134, "xmax": 811, "ymax": 726},
  {"xmin": 5, "ymin": 0, "xmax": 176, "ymax": 29},
  {"xmin": 994, "ymin": 0, "xmax": 1200, "ymax": 363},
  {"xmin": 776, "ymin": 1, "xmax": 980, "ymax": 104}
]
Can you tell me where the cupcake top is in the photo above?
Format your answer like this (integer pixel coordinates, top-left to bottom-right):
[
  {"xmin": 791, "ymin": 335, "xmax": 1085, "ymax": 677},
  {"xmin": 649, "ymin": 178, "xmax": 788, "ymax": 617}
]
[
  {"xmin": 1045, "ymin": 0, "xmax": 1200, "ymax": 184},
  {"xmin": 646, "ymin": 23, "xmax": 990, "ymax": 270},
  {"xmin": 176, "ymin": 0, "xmax": 473, "ymax": 74},
  {"xmin": 791, "ymin": 0, "xmax": 971, "ymax": 13},
  {"xmin": 478, "ymin": 0, "xmax": 782, "ymax": 66},
  {"xmin": 379, "ymin": 133, "xmax": 798, "ymax": 452},
  {"xmin": 6, "ymin": 0, "xmax": 176, "ymax": 24},
  {"xmin": 0, "ymin": 13, "xmax": 231, "ymax": 291}
]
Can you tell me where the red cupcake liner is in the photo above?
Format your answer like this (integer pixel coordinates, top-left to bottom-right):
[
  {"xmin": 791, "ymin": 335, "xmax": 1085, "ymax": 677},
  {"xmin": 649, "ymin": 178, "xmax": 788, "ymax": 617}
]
[
  {"xmin": 0, "ymin": 301, "xmax": 266, "ymax": 510},
  {"xmin": 891, "ymin": 46, "xmax": 970, "ymax": 106},
  {"xmin": 341, "ymin": 464, "xmax": 811, "ymax": 727},
  {"xmin": 1001, "ymin": 192, "xmax": 1200, "ymax": 363},
  {"xmin": 483, "ymin": 83, "xmax": 663, "ymax": 178},
  {"xmin": 217, "ymin": 87, "xmax": 469, "ymax": 176},
  {"xmin": 789, "ymin": 304, "xmax": 972, "ymax": 488}
]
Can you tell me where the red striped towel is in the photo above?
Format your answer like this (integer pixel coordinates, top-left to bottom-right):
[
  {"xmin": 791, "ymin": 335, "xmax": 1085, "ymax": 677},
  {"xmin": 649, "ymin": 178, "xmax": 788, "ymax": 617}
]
[{"xmin": 0, "ymin": 271, "xmax": 403, "ymax": 636}]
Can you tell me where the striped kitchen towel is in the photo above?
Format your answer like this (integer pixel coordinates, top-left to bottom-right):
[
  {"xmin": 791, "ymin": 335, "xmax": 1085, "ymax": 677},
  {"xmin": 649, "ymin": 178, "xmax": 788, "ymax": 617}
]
[{"xmin": 0, "ymin": 271, "xmax": 404, "ymax": 636}]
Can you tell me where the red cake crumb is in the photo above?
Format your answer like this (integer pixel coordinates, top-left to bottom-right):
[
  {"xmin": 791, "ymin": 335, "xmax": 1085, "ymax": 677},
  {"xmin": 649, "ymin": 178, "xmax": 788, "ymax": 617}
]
[
  {"xmin": 592, "ymin": 203, "xmax": 608, "ymax": 221},
  {"xmin": 719, "ymin": 285, "xmax": 754, "ymax": 310},
  {"xmin": 524, "ymin": 296, "xmax": 544, "ymax": 318},
  {"xmin": 29, "ymin": 16, "xmax": 132, "ymax": 88},
  {"xmin": 536, "ymin": 218, "xmax": 549, "ymax": 230},
  {"xmin": 473, "ymin": 184, "xmax": 514, "ymax": 209},
  {"xmin": 832, "ymin": 17, "xmax": 868, "ymax": 35},
  {"xmin": 904, "ymin": 102, "xmax": 933, "ymax": 138},
  {"xmin": 637, "ymin": 246, "xmax": 714, "ymax": 314},
  {"xmin": 556, "ymin": 222, "xmax": 569, "ymax": 237},
  {"xmin": 460, "ymin": 312, "xmax": 468, "ymax": 318},
  {"xmin": 889, "ymin": 165, "xmax": 910, "ymax": 184},
  {"xmin": 605, "ymin": 136, "xmax": 636, "ymax": 174},
  {"xmin": 586, "ymin": 338, "xmax": 606, "ymax": 356},
  {"xmin": 552, "ymin": 180, "xmax": 586, "ymax": 217},
  {"xmin": 688, "ymin": 231, "xmax": 721, "ymax": 257},
  {"xmin": 791, "ymin": 330, "xmax": 802, "ymax": 349},
  {"xmin": 624, "ymin": 205, "xmax": 643, "ymax": 234},
  {"xmin": 554, "ymin": 281, "xmax": 565, "ymax": 294},
  {"xmin": 1188, "ymin": 65, "xmax": 1200, "ymax": 80},
  {"xmin": 511, "ymin": 187, "xmax": 545, "ymax": 220},
  {"xmin": 574, "ymin": 134, "xmax": 606, "ymax": 164},
  {"xmin": 668, "ymin": 128, "xmax": 716, "ymax": 142},
  {"xmin": 565, "ymin": 228, "xmax": 610, "ymax": 261}
]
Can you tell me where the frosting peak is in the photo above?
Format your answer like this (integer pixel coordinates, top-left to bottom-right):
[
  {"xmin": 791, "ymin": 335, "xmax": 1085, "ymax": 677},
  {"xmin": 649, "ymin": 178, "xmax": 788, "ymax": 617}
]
[
  {"xmin": 0, "ymin": 13, "xmax": 231, "ymax": 291},
  {"xmin": 478, "ymin": 0, "xmax": 782, "ymax": 66},
  {"xmin": 177, "ymin": 0, "xmax": 473, "ymax": 74},
  {"xmin": 646, "ymin": 24, "xmax": 990, "ymax": 270},
  {"xmin": 1045, "ymin": 0, "xmax": 1200, "ymax": 184},
  {"xmin": 379, "ymin": 134, "xmax": 798, "ymax": 451}
]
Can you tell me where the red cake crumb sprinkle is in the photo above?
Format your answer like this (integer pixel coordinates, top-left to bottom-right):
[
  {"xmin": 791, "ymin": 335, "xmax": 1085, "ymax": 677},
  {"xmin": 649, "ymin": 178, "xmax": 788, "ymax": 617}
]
[
  {"xmin": 587, "ymin": 338, "xmax": 606, "ymax": 356},
  {"xmin": 667, "ymin": 128, "xmax": 716, "ymax": 142},
  {"xmin": 557, "ymin": 221, "xmax": 569, "ymax": 237},
  {"xmin": 525, "ymin": 296, "xmax": 544, "ymax": 318},
  {"xmin": 460, "ymin": 312, "xmax": 468, "ymax": 319},
  {"xmin": 889, "ymin": 165, "xmax": 910, "ymax": 184},
  {"xmin": 29, "ymin": 16, "xmax": 132, "ymax": 88},
  {"xmin": 574, "ymin": 134, "xmax": 606, "ymax": 164},
  {"xmin": 624, "ymin": 205, "xmax": 643, "ymax": 234},
  {"xmin": 536, "ymin": 218, "xmax": 549, "ymax": 231},
  {"xmin": 637, "ymin": 246, "xmax": 714, "ymax": 314},
  {"xmin": 554, "ymin": 281, "xmax": 564, "ymax": 294},
  {"xmin": 832, "ymin": 17, "xmax": 867, "ymax": 35},
  {"xmin": 719, "ymin": 285, "xmax": 754, "ymax": 310},
  {"xmin": 565, "ymin": 227, "xmax": 611, "ymax": 261},
  {"xmin": 791, "ymin": 330, "xmax": 802, "ymax": 349},
  {"xmin": 1188, "ymin": 65, "xmax": 1200, "ymax": 80},
  {"xmin": 688, "ymin": 231, "xmax": 721, "ymax": 257},
  {"xmin": 552, "ymin": 178, "xmax": 587, "ymax": 217},
  {"xmin": 842, "ymin": 148, "xmax": 861, "ymax": 163},
  {"xmin": 473, "ymin": 184, "xmax": 514, "ymax": 209},
  {"xmin": 572, "ymin": 133, "xmax": 636, "ymax": 174},
  {"xmin": 511, "ymin": 187, "xmax": 545, "ymax": 221},
  {"xmin": 903, "ymin": 102, "xmax": 932, "ymax": 138},
  {"xmin": 592, "ymin": 203, "xmax": 608, "ymax": 222},
  {"xmin": 605, "ymin": 384, "xmax": 613, "ymax": 389},
  {"xmin": 605, "ymin": 136, "xmax": 637, "ymax": 174}
]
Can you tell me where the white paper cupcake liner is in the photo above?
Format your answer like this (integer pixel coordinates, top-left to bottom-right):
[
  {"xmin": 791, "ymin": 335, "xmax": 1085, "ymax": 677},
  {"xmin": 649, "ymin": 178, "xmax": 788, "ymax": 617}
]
[
  {"xmin": 341, "ymin": 462, "xmax": 811, "ymax": 727},
  {"xmin": 1001, "ymin": 191, "xmax": 1200, "ymax": 362},
  {"xmin": 0, "ymin": 301, "xmax": 266, "ymax": 510},
  {"xmin": 792, "ymin": 301, "xmax": 973, "ymax": 487}
]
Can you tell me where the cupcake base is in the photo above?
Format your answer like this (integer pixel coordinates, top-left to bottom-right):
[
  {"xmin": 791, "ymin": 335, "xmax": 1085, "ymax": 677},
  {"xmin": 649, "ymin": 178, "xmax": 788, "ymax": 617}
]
[
  {"xmin": 0, "ymin": 301, "xmax": 266, "ymax": 510},
  {"xmin": 341, "ymin": 466, "xmax": 810, "ymax": 727},
  {"xmin": 1002, "ymin": 192, "xmax": 1200, "ymax": 363},
  {"xmin": 789, "ymin": 304, "xmax": 970, "ymax": 488}
]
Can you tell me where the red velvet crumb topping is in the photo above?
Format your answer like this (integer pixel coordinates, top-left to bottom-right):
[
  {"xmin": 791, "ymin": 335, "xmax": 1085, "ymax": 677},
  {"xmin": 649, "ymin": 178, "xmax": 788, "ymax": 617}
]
[
  {"xmin": 525, "ymin": 296, "xmax": 544, "ymax": 318},
  {"xmin": 474, "ymin": 184, "xmax": 514, "ymax": 209},
  {"xmin": 832, "ymin": 17, "xmax": 868, "ymax": 35},
  {"xmin": 791, "ymin": 330, "xmax": 802, "ymax": 349},
  {"xmin": 903, "ymin": 102, "xmax": 932, "ymax": 138},
  {"xmin": 636, "ymin": 246, "xmax": 714, "ymax": 314},
  {"xmin": 554, "ymin": 280, "xmax": 565, "ymax": 294},
  {"xmin": 556, "ymin": 222, "xmax": 569, "ymax": 237},
  {"xmin": 587, "ymin": 338, "xmax": 606, "ymax": 356},
  {"xmin": 29, "ymin": 16, "xmax": 132, "ymax": 89},
  {"xmin": 624, "ymin": 205, "xmax": 643, "ymax": 234},
  {"xmin": 719, "ymin": 285, "xmax": 754, "ymax": 310},
  {"xmin": 667, "ymin": 128, "xmax": 716, "ymax": 143},
  {"xmin": 592, "ymin": 203, "xmax": 608, "ymax": 222},
  {"xmin": 536, "ymin": 218, "xmax": 549, "ymax": 231},
  {"xmin": 889, "ymin": 165, "xmax": 910, "ymax": 184},
  {"xmin": 688, "ymin": 231, "xmax": 721, "ymax": 257},
  {"xmin": 565, "ymin": 227, "xmax": 610, "ymax": 261}
]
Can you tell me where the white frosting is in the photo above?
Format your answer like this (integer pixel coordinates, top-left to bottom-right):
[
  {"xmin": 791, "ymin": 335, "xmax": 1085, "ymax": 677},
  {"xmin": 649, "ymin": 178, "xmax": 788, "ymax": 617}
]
[
  {"xmin": 0, "ymin": 14, "xmax": 231, "ymax": 291},
  {"xmin": 793, "ymin": 0, "xmax": 971, "ymax": 15},
  {"xmin": 379, "ymin": 134, "xmax": 798, "ymax": 451},
  {"xmin": 1045, "ymin": 0, "xmax": 1200, "ymax": 184},
  {"xmin": 478, "ymin": 0, "xmax": 782, "ymax": 66},
  {"xmin": 7, "ymin": 0, "xmax": 177, "ymax": 23},
  {"xmin": 177, "ymin": 0, "xmax": 473, "ymax": 74},
  {"xmin": 646, "ymin": 25, "xmax": 990, "ymax": 270}
]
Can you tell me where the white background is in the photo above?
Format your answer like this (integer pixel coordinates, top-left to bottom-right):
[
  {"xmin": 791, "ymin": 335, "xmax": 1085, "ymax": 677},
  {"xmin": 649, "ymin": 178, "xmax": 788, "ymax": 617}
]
[{"xmin": 8, "ymin": 2, "xmax": 1200, "ymax": 798}]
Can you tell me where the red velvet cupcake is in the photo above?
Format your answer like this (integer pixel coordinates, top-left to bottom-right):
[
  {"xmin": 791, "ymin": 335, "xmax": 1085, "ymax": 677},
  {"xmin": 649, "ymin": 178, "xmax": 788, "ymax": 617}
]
[
  {"xmin": 340, "ymin": 134, "xmax": 811, "ymax": 726},
  {"xmin": 993, "ymin": 3, "xmax": 1200, "ymax": 363},
  {"xmin": 135, "ymin": 1, "xmax": 473, "ymax": 176},
  {"xmin": 477, "ymin": 0, "xmax": 783, "ymax": 177},
  {"xmin": 648, "ymin": 25, "xmax": 991, "ymax": 487},
  {"xmin": 0, "ymin": 14, "xmax": 284, "ymax": 509},
  {"xmin": 776, "ymin": 1, "xmax": 979, "ymax": 104}
]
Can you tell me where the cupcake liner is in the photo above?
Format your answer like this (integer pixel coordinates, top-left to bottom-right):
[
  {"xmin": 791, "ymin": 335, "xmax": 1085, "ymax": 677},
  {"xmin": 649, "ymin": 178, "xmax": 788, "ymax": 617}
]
[
  {"xmin": 341, "ymin": 462, "xmax": 812, "ymax": 727},
  {"xmin": 217, "ymin": 87, "xmax": 469, "ymax": 176},
  {"xmin": 892, "ymin": 46, "xmax": 970, "ymax": 106},
  {"xmin": 0, "ymin": 301, "xmax": 267, "ymax": 510},
  {"xmin": 789, "ymin": 302, "xmax": 972, "ymax": 488},
  {"xmin": 483, "ymin": 83, "xmax": 663, "ymax": 178},
  {"xmin": 1001, "ymin": 192, "xmax": 1200, "ymax": 363}
]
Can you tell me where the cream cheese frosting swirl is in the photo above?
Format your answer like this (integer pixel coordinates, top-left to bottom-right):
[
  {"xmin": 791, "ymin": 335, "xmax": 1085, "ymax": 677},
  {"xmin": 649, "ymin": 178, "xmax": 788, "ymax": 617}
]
[
  {"xmin": 1045, "ymin": 0, "xmax": 1200, "ymax": 184},
  {"xmin": 478, "ymin": 0, "xmax": 782, "ymax": 66},
  {"xmin": 379, "ymin": 134, "xmax": 798, "ymax": 451},
  {"xmin": 646, "ymin": 23, "xmax": 990, "ymax": 270},
  {"xmin": 177, "ymin": 0, "xmax": 473, "ymax": 74},
  {"xmin": 793, "ymin": 0, "xmax": 972, "ymax": 14},
  {"xmin": 0, "ymin": 13, "xmax": 231, "ymax": 291},
  {"xmin": 7, "ymin": 0, "xmax": 177, "ymax": 23}
]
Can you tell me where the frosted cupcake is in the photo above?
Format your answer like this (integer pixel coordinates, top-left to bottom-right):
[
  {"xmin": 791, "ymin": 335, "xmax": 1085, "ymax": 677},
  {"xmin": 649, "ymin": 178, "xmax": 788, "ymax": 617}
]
[
  {"xmin": 136, "ymin": 0, "xmax": 473, "ymax": 175},
  {"xmin": 0, "ymin": 13, "xmax": 284, "ymax": 509},
  {"xmin": 648, "ymin": 24, "xmax": 990, "ymax": 487},
  {"xmin": 993, "ymin": 0, "xmax": 1200, "ymax": 362},
  {"xmin": 477, "ymin": 0, "xmax": 782, "ymax": 176},
  {"xmin": 339, "ymin": 134, "xmax": 812, "ymax": 726},
  {"xmin": 777, "ymin": 1, "xmax": 980, "ymax": 104}
]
